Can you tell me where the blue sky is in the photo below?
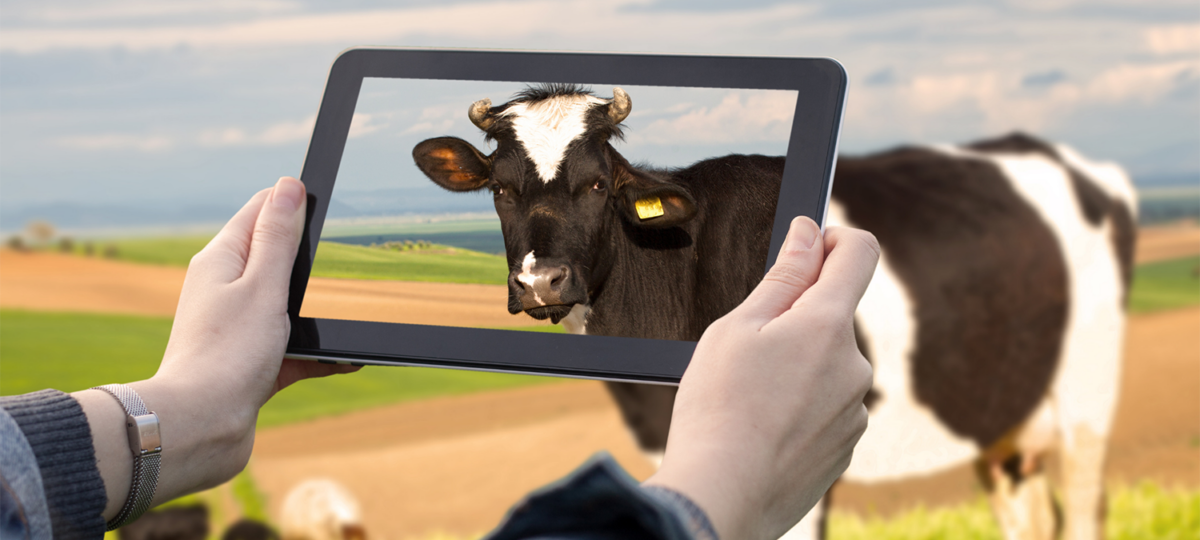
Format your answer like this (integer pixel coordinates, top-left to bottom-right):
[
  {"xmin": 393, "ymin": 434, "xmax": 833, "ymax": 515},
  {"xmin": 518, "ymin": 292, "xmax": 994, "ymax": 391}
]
[{"xmin": 1, "ymin": 0, "xmax": 1197, "ymax": 231}]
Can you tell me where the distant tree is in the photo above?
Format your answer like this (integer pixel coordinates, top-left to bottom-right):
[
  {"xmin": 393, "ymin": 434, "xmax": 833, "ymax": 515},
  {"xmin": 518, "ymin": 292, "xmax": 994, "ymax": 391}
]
[
  {"xmin": 58, "ymin": 237, "xmax": 75, "ymax": 253},
  {"xmin": 83, "ymin": 241, "xmax": 95, "ymax": 256},
  {"xmin": 6, "ymin": 236, "xmax": 25, "ymax": 252},
  {"xmin": 103, "ymin": 244, "xmax": 119, "ymax": 259},
  {"xmin": 26, "ymin": 220, "xmax": 55, "ymax": 247}
]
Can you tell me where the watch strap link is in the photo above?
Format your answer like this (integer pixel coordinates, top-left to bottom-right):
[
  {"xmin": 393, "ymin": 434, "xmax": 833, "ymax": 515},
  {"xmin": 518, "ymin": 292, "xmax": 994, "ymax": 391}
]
[{"xmin": 93, "ymin": 384, "xmax": 162, "ymax": 530}]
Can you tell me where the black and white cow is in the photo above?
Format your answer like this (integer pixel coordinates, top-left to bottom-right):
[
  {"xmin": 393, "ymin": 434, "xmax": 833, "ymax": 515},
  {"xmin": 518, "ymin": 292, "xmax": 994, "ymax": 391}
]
[{"xmin": 413, "ymin": 85, "xmax": 1137, "ymax": 540}]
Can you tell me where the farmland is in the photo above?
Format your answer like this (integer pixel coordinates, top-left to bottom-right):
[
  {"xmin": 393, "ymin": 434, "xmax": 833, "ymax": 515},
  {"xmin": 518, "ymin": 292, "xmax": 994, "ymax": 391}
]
[{"xmin": 0, "ymin": 309, "xmax": 557, "ymax": 427}]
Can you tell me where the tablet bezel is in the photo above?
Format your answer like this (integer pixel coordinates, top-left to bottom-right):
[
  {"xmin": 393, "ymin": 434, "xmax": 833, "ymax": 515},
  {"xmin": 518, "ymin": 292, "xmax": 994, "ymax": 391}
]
[{"xmin": 285, "ymin": 47, "xmax": 846, "ymax": 384}]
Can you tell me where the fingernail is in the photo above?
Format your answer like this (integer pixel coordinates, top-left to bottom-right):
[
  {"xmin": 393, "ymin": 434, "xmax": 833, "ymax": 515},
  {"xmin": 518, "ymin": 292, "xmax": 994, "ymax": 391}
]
[
  {"xmin": 272, "ymin": 177, "xmax": 304, "ymax": 211},
  {"xmin": 783, "ymin": 216, "xmax": 819, "ymax": 252}
]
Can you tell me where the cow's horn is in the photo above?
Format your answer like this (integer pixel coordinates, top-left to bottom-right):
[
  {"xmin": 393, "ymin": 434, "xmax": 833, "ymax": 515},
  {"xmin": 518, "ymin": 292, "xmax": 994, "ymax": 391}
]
[
  {"xmin": 609, "ymin": 87, "xmax": 631, "ymax": 124},
  {"xmin": 468, "ymin": 98, "xmax": 494, "ymax": 130}
]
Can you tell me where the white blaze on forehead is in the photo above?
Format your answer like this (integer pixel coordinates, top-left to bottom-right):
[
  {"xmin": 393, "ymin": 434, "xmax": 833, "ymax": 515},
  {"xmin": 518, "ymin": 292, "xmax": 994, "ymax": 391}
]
[
  {"xmin": 516, "ymin": 250, "xmax": 545, "ymax": 305},
  {"xmin": 500, "ymin": 94, "xmax": 608, "ymax": 183}
]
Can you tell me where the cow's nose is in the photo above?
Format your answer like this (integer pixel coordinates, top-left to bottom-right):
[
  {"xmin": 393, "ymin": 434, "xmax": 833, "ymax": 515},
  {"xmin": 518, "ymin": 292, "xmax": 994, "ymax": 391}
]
[{"xmin": 516, "ymin": 265, "xmax": 571, "ymax": 307}]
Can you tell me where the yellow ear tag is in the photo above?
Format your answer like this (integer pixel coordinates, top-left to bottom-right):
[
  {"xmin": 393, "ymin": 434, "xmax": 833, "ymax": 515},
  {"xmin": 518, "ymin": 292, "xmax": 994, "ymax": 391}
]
[{"xmin": 635, "ymin": 196, "xmax": 665, "ymax": 220}]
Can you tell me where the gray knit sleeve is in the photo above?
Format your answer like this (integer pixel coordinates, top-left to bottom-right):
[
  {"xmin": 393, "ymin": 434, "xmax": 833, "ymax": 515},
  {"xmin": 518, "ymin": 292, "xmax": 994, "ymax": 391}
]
[{"xmin": 0, "ymin": 389, "xmax": 107, "ymax": 540}]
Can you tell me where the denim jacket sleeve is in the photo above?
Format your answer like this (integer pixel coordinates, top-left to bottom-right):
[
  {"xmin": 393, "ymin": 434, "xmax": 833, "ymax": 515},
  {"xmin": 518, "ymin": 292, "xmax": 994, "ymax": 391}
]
[
  {"xmin": 484, "ymin": 453, "xmax": 718, "ymax": 540},
  {"xmin": 1, "ymin": 405, "xmax": 54, "ymax": 540}
]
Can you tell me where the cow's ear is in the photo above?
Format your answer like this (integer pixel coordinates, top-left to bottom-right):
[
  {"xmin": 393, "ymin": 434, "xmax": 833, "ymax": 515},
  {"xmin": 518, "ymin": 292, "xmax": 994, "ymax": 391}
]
[
  {"xmin": 615, "ymin": 167, "xmax": 697, "ymax": 228},
  {"xmin": 413, "ymin": 137, "xmax": 492, "ymax": 192}
]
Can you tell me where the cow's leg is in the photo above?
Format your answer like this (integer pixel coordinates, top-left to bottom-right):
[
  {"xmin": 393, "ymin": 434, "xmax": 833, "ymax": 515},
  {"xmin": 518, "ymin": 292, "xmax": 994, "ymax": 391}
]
[
  {"xmin": 978, "ymin": 400, "xmax": 1061, "ymax": 540},
  {"xmin": 603, "ymin": 382, "xmax": 677, "ymax": 464},
  {"xmin": 976, "ymin": 453, "xmax": 1058, "ymax": 540},
  {"xmin": 777, "ymin": 494, "xmax": 828, "ymax": 540},
  {"xmin": 1059, "ymin": 425, "xmax": 1107, "ymax": 540}
]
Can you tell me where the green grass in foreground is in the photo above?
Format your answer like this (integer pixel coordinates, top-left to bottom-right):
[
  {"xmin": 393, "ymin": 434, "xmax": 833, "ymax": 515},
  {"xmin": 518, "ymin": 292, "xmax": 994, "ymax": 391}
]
[
  {"xmin": 309, "ymin": 241, "xmax": 508, "ymax": 285},
  {"xmin": 0, "ymin": 310, "xmax": 558, "ymax": 428},
  {"xmin": 829, "ymin": 481, "xmax": 1200, "ymax": 540},
  {"xmin": 1129, "ymin": 256, "xmax": 1200, "ymax": 313}
]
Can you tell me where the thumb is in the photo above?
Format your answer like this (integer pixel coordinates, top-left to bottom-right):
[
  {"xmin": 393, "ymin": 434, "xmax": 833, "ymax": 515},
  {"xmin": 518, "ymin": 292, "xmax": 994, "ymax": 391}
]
[
  {"xmin": 244, "ymin": 177, "xmax": 307, "ymax": 286},
  {"xmin": 736, "ymin": 216, "xmax": 825, "ymax": 326}
]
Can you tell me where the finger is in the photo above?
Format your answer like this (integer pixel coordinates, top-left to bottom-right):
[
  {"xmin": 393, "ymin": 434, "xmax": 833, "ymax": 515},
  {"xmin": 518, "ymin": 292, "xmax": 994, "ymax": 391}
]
[
  {"xmin": 273, "ymin": 359, "xmax": 362, "ymax": 396},
  {"xmin": 191, "ymin": 189, "xmax": 272, "ymax": 284},
  {"xmin": 735, "ymin": 216, "xmax": 825, "ymax": 326},
  {"xmin": 244, "ymin": 177, "xmax": 307, "ymax": 287},
  {"xmin": 792, "ymin": 227, "xmax": 880, "ymax": 318}
]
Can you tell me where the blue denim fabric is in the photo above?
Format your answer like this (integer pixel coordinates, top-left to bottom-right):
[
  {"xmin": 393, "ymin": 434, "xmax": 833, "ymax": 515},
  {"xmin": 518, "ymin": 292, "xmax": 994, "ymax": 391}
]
[
  {"xmin": 484, "ymin": 453, "xmax": 717, "ymax": 540},
  {"xmin": 1, "ymin": 407, "xmax": 53, "ymax": 540}
]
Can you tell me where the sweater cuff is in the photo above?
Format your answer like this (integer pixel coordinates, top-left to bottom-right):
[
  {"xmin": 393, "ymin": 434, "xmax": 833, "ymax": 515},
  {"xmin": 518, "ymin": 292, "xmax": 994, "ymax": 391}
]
[{"xmin": 0, "ymin": 389, "xmax": 107, "ymax": 539}]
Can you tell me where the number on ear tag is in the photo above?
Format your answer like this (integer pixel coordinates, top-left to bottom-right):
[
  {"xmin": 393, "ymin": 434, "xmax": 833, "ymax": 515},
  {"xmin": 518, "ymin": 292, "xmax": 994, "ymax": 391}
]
[{"xmin": 635, "ymin": 196, "xmax": 665, "ymax": 220}]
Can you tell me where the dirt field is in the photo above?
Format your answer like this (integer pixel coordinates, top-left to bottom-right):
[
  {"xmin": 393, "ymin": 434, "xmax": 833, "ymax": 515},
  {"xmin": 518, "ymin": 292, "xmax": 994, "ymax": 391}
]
[
  {"xmin": 300, "ymin": 277, "xmax": 550, "ymax": 329},
  {"xmin": 245, "ymin": 307, "xmax": 1199, "ymax": 539},
  {"xmin": 0, "ymin": 251, "xmax": 546, "ymax": 328},
  {"xmin": 1136, "ymin": 220, "xmax": 1200, "ymax": 264},
  {"xmin": 1, "ymin": 223, "xmax": 1196, "ymax": 539}
]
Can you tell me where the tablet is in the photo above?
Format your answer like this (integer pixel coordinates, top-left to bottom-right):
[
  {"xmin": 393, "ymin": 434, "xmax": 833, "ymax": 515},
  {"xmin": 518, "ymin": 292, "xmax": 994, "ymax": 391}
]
[{"xmin": 285, "ymin": 48, "xmax": 846, "ymax": 384}]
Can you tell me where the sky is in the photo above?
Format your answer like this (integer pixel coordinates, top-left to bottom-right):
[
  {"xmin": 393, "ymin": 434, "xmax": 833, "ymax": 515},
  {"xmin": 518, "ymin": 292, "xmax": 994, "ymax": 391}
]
[
  {"xmin": 1, "ymin": 0, "xmax": 1197, "ymax": 231},
  {"xmin": 329, "ymin": 79, "xmax": 795, "ymax": 219}
]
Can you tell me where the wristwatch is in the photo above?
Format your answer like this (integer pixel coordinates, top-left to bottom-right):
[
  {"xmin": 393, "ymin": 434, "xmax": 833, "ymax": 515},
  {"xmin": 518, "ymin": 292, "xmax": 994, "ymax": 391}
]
[{"xmin": 93, "ymin": 384, "xmax": 162, "ymax": 530}]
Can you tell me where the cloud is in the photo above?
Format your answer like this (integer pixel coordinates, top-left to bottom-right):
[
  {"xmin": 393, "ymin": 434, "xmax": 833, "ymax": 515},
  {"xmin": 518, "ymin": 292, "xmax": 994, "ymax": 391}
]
[
  {"xmin": 0, "ymin": 0, "xmax": 814, "ymax": 53},
  {"xmin": 629, "ymin": 91, "xmax": 796, "ymax": 145},
  {"xmin": 6, "ymin": 0, "xmax": 299, "ymax": 25},
  {"xmin": 348, "ymin": 113, "xmax": 387, "ymax": 138},
  {"xmin": 56, "ymin": 133, "xmax": 174, "ymax": 152},
  {"xmin": 399, "ymin": 105, "xmax": 458, "ymax": 136},
  {"xmin": 1086, "ymin": 60, "xmax": 1199, "ymax": 103},
  {"xmin": 1146, "ymin": 24, "xmax": 1200, "ymax": 54},
  {"xmin": 60, "ymin": 113, "xmax": 386, "ymax": 153},
  {"xmin": 197, "ymin": 115, "xmax": 314, "ymax": 147}
]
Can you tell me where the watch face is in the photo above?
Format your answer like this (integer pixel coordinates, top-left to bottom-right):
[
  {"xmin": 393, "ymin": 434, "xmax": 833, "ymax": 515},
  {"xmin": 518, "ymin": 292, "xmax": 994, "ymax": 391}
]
[{"xmin": 127, "ymin": 412, "xmax": 162, "ymax": 455}]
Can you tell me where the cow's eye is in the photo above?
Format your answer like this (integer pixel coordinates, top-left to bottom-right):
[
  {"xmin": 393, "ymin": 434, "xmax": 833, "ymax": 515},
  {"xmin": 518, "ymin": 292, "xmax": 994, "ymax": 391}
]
[
  {"xmin": 490, "ymin": 184, "xmax": 505, "ymax": 196},
  {"xmin": 592, "ymin": 180, "xmax": 606, "ymax": 192}
]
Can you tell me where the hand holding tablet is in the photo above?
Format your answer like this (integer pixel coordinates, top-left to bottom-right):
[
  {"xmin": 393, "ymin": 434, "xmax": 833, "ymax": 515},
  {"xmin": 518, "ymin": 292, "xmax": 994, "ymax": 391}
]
[{"xmin": 285, "ymin": 49, "xmax": 848, "ymax": 382}]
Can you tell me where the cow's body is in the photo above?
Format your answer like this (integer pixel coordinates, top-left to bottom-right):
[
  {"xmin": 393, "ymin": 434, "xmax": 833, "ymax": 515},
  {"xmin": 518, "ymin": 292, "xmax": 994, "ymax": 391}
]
[{"xmin": 413, "ymin": 86, "xmax": 1136, "ymax": 540}]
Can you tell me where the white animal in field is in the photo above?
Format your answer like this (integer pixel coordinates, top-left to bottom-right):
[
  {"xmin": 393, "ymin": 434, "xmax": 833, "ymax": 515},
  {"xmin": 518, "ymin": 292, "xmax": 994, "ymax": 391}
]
[{"xmin": 280, "ymin": 478, "xmax": 367, "ymax": 540}]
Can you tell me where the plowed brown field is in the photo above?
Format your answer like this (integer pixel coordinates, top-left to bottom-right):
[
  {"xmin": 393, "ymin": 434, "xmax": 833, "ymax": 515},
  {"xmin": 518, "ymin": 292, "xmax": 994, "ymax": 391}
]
[{"xmin": 1, "ymin": 223, "xmax": 1196, "ymax": 539}]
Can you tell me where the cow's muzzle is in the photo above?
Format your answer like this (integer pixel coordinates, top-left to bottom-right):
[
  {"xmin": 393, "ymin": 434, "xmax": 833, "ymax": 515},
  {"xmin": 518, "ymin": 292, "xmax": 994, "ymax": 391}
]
[{"xmin": 508, "ymin": 262, "xmax": 582, "ymax": 324}]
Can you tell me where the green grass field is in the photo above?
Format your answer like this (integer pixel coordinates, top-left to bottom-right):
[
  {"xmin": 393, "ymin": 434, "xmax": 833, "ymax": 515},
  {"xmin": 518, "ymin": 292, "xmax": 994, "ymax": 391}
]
[
  {"xmin": 0, "ymin": 309, "xmax": 558, "ymax": 427},
  {"xmin": 76, "ymin": 235, "xmax": 213, "ymax": 267},
  {"xmin": 79, "ymin": 232, "xmax": 1200, "ymax": 311},
  {"xmin": 309, "ymin": 241, "xmax": 508, "ymax": 285},
  {"xmin": 78, "ymin": 234, "xmax": 511, "ymax": 285},
  {"xmin": 1129, "ymin": 256, "xmax": 1200, "ymax": 313},
  {"xmin": 385, "ymin": 482, "xmax": 1198, "ymax": 540},
  {"xmin": 320, "ymin": 218, "xmax": 501, "ymax": 238},
  {"xmin": 827, "ymin": 482, "xmax": 1199, "ymax": 540}
]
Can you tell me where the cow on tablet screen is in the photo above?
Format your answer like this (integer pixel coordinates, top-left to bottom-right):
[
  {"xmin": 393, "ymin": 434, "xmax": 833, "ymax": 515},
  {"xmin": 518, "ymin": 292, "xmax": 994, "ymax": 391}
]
[{"xmin": 413, "ymin": 85, "xmax": 1136, "ymax": 540}]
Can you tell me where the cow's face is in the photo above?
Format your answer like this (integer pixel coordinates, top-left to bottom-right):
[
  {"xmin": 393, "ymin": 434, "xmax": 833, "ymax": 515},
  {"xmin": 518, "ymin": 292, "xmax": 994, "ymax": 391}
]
[{"xmin": 413, "ymin": 86, "xmax": 697, "ymax": 324}]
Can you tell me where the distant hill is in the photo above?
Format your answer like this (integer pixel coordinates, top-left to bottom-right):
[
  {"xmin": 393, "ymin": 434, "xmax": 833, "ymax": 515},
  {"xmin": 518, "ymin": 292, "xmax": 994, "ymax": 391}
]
[{"xmin": 1134, "ymin": 173, "xmax": 1199, "ymax": 224}]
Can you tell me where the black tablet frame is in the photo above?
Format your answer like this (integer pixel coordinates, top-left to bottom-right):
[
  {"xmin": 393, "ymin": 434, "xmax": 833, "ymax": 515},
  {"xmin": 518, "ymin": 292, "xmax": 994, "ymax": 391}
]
[{"xmin": 285, "ymin": 47, "xmax": 846, "ymax": 384}]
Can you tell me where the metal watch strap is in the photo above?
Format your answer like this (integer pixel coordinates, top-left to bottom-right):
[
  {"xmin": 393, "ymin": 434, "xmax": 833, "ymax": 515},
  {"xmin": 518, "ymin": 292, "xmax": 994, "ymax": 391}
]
[{"xmin": 93, "ymin": 384, "xmax": 162, "ymax": 531}]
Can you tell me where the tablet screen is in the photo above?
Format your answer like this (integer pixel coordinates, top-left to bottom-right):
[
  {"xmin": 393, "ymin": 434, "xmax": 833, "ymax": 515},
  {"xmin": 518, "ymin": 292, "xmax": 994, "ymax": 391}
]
[{"xmin": 298, "ymin": 78, "xmax": 798, "ymax": 340}]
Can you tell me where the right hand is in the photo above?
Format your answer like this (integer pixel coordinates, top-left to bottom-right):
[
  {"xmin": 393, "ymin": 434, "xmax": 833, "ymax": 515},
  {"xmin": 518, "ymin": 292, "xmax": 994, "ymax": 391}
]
[{"xmin": 643, "ymin": 217, "xmax": 879, "ymax": 540}]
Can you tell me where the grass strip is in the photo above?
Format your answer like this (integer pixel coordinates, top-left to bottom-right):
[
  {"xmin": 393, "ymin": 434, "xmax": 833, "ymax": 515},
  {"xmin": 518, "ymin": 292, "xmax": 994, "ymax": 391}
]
[
  {"xmin": 309, "ymin": 241, "xmax": 508, "ymax": 285},
  {"xmin": 0, "ymin": 310, "xmax": 558, "ymax": 428},
  {"xmin": 1128, "ymin": 256, "xmax": 1200, "ymax": 312},
  {"xmin": 826, "ymin": 481, "xmax": 1200, "ymax": 540}
]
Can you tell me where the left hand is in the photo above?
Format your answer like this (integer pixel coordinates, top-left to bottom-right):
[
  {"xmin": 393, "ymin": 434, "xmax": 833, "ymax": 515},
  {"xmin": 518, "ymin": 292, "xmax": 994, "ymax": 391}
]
[{"xmin": 78, "ymin": 177, "xmax": 359, "ymax": 518}]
